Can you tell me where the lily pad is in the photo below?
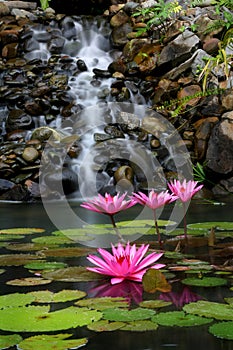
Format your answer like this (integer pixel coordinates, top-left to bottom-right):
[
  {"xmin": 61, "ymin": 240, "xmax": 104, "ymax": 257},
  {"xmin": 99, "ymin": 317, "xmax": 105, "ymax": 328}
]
[
  {"xmin": 29, "ymin": 290, "xmax": 86, "ymax": 303},
  {"xmin": 0, "ymin": 305, "xmax": 102, "ymax": 332},
  {"xmin": 52, "ymin": 227, "xmax": 108, "ymax": 237},
  {"xmin": 103, "ymin": 307, "xmax": 156, "ymax": 322},
  {"xmin": 41, "ymin": 247, "xmax": 96, "ymax": 258},
  {"xmin": 0, "ymin": 334, "xmax": 22, "ymax": 349},
  {"xmin": 117, "ymin": 219, "xmax": 176, "ymax": 228},
  {"xmin": 182, "ymin": 277, "xmax": 227, "ymax": 287},
  {"xmin": 0, "ymin": 234, "xmax": 25, "ymax": 241},
  {"xmin": 0, "ymin": 269, "xmax": 5, "ymax": 275},
  {"xmin": 6, "ymin": 277, "xmax": 52, "ymax": 286},
  {"xmin": 0, "ymin": 293, "xmax": 34, "ymax": 309},
  {"xmin": 24, "ymin": 261, "xmax": 68, "ymax": 270},
  {"xmin": 32, "ymin": 236, "xmax": 74, "ymax": 245},
  {"xmin": 164, "ymin": 228, "xmax": 208, "ymax": 236},
  {"xmin": 42, "ymin": 267, "xmax": 103, "ymax": 282},
  {"xmin": 0, "ymin": 228, "xmax": 45, "ymax": 235},
  {"xmin": 6, "ymin": 243, "xmax": 45, "ymax": 251},
  {"xmin": 209, "ymin": 321, "xmax": 233, "ymax": 340},
  {"xmin": 142, "ymin": 269, "xmax": 171, "ymax": 293},
  {"xmin": 0, "ymin": 254, "xmax": 43, "ymax": 266},
  {"xmin": 75, "ymin": 297, "xmax": 129, "ymax": 310},
  {"xmin": 183, "ymin": 301, "xmax": 233, "ymax": 320},
  {"xmin": 122, "ymin": 320, "xmax": 159, "ymax": 332},
  {"xmin": 87, "ymin": 319, "xmax": 125, "ymax": 332},
  {"xmin": 187, "ymin": 222, "xmax": 233, "ymax": 231},
  {"xmin": 18, "ymin": 334, "xmax": 88, "ymax": 350},
  {"xmin": 151, "ymin": 311, "xmax": 213, "ymax": 327},
  {"xmin": 139, "ymin": 300, "xmax": 172, "ymax": 309}
]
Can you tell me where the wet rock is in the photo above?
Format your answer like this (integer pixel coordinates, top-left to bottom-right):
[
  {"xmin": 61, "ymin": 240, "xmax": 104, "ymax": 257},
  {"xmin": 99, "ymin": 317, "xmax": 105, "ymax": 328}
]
[
  {"xmin": 203, "ymin": 37, "xmax": 220, "ymax": 55},
  {"xmin": 177, "ymin": 84, "xmax": 202, "ymax": 108},
  {"xmin": 0, "ymin": 2, "xmax": 10, "ymax": 16},
  {"xmin": 0, "ymin": 184, "xmax": 31, "ymax": 201},
  {"xmin": 93, "ymin": 68, "xmax": 112, "ymax": 78},
  {"xmin": 44, "ymin": 167, "xmax": 78, "ymax": 195},
  {"xmin": 206, "ymin": 111, "xmax": 233, "ymax": 174},
  {"xmin": 31, "ymin": 126, "xmax": 61, "ymax": 142},
  {"xmin": 110, "ymin": 10, "xmax": 130, "ymax": 27},
  {"xmin": 111, "ymin": 23, "xmax": 133, "ymax": 48},
  {"xmin": 24, "ymin": 100, "xmax": 44, "ymax": 115},
  {"xmin": 2, "ymin": 42, "xmax": 18, "ymax": 58},
  {"xmin": 22, "ymin": 147, "xmax": 39, "ymax": 163},
  {"xmin": 77, "ymin": 59, "xmax": 88, "ymax": 71},
  {"xmin": 60, "ymin": 17, "xmax": 76, "ymax": 39},
  {"xmin": 0, "ymin": 178, "xmax": 15, "ymax": 194},
  {"xmin": 114, "ymin": 165, "xmax": 134, "ymax": 191},
  {"xmin": 49, "ymin": 74, "xmax": 68, "ymax": 88},
  {"xmin": 6, "ymin": 109, "xmax": 33, "ymax": 131}
]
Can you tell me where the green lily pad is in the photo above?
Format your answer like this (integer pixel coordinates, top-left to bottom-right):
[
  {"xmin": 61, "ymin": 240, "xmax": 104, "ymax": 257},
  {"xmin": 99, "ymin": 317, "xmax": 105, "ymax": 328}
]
[
  {"xmin": 117, "ymin": 219, "xmax": 176, "ymax": 227},
  {"xmin": 151, "ymin": 311, "xmax": 213, "ymax": 327},
  {"xmin": 142, "ymin": 269, "xmax": 171, "ymax": 293},
  {"xmin": 53, "ymin": 227, "xmax": 109, "ymax": 237},
  {"xmin": 24, "ymin": 261, "xmax": 68, "ymax": 270},
  {"xmin": 42, "ymin": 267, "xmax": 103, "ymax": 282},
  {"xmin": 0, "ymin": 234, "xmax": 25, "ymax": 241},
  {"xmin": 0, "ymin": 269, "xmax": 5, "ymax": 275},
  {"xmin": 0, "ymin": 334, "xmax": 22, "ymax": 349},
  {"xmin": 187, "ymin": 222, "xmax": 233, "ymax": 231},
  {"xmin": 18, "ymin": 334, "xmax": 88, "ymax": 350},
  {"xmin": 103, "ymin": 307, "xmax": 156, "ymax": 322},
  {"xmin": 139, "ymin": 300, "xmax": 172, "ymax": 309},
  {"xmin": 75, "ymin": 297, "xmax": 129, "ymax": 310},
  {"xmin": 32, "ymin": 236, "xmax": 74, "ymax": 245},
  {"xmin": 0, "ymin": 305, "xmax": 102, "ymax": 332},
  {"xmin": 87, "ymin": 319, "xmax": 125, "ymax": 332},
  {"xmin": 29, "ymin": 290, "xmax": 86, "ymax": 303},
  {"xmin": 0, "ymin": 228, "xmax": 45, "ymax": 235},
  {"xmin": 182, "ymin": 277, "xmax": 227, "ymax": 287},
  {"xmin": 6, "ymin": 243, "xmax": 45, "ymax": 252},
  {"xmin": 183, "ymin": 301, "xmax": 233, "ymax": 320},
  {"xmin": 122, "ymin": 320, "xmax": 159, "ymax": 332},
  {"xmin": 209, "ymin": 321, "xmax": 233, "ymax": 340},
  {"xmin": 0, "ymin": 293, "xmax": 34, "ymax": 309},
  {"xmin": 224, "ymin": 297, "xmax": 233, "ymax": 305},
  {"xmin": 6, "ymin": 277, "xmax": 52, "ymax": 286},
  {"xmin": 164, "ymin": 228, "xmax": 208, "ymax": 236},
  {"xmin": 41, "ymin": 247, "xmax": 96, "ymax": 258},
  {"xmin": 0, "ymin": 254, "xmax": 43, "ymax": 266}
]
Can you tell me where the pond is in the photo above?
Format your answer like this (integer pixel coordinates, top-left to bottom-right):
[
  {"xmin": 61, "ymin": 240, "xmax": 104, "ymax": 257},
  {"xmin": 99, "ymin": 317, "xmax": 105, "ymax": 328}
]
[{"xmin": 0, "ymin": 198, "xmax": 233, "ymax": 349}]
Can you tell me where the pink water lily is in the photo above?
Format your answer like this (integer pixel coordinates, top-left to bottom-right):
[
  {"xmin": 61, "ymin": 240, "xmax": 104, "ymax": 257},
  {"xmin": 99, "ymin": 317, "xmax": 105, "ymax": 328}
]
[
  {"xmin": 168, "ymin": 179, "xmax": 203, "ymax": 239},
  {"xmin": 86, "ymin": 242, "xmax": 165, "ymax": 285},
  {"xmin": 167, "ymin": 179, "xmax": 203, "ymax": 203},
  {"xmin": 131, "ymin": 190, "xmax": 177, "ymax": 244},
  {"xmin": 81, "ymin": 193, "xmax": 136, "ymax": 241}
]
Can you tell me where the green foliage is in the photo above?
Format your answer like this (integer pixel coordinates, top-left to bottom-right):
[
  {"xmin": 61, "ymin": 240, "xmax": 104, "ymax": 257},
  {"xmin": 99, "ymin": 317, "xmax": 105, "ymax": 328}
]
[
  {"xmin": 40, "ymin": 0, "xmax": 50, "ymax": 10},
  {"xmin": 193, "ymin": 162, "xmax": 207, "ymax": 183},
  {"xmin": 132, "ymin": 0, "xmax": 182, "ymax": 38}
]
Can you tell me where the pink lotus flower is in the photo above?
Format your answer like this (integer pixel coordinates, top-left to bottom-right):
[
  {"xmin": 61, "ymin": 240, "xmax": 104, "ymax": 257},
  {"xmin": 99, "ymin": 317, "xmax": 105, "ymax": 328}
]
[
  {"xmin": 167, "ymin": 179, "xmax": 203, "ymax": 203},
  {"xmin": 168, "ymin": 179, "xmax": 203, "ymax": 239},
  {"xmin": 86, "ymin": 242, "xmax": 165, "ymax": 285},
  {"xmin": 131, "ymin": 190, "xmax": 177, "ymax": 243},
  {"xmin": 81, "ymin": 193, "xmax": 136, "ymax": 241}
]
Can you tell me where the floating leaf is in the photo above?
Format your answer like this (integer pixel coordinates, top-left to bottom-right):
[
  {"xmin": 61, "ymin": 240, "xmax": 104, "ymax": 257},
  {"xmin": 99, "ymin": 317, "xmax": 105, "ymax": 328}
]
[
  {"xmin": 32, "ymin": 236, "xmax": 74, "ymax": 245},
  {"xmin": 139, "ymin": 300, "xmax": 172, "ymax": 309},
  {"xmin": 183, "ymin": 301, "xmax": 233, "ymax": 320},
  {"xmin": 52, "ymin": 227, "xmax": 107, "ymax": 237},
  {"xmin": 142, "ymin": 269, "xmax": 171, "ymax": 293},
  {"xmin": 151, "ymin": 311, "xmax": 213, "ymax": 327},
  {"xmin": 75, "ymin": 297, "xmax": 129, "ymax": 310},
  {"xmin": 0, "ymin": 254, "xmax": 43, "ymax": 266},
  {"xmin": 0, "ymin": 228, "xmax": 45, "ymax": 234},
  {"xmin": 0, "ymin": 269, "xmax": 5, "ymax": 275},
  {"xmin": 182, "ymin": 277, "xmax": 227, "ymax": 287},
  {"xmin": 0, "ymin": 234, "xmax": 25, "ymax": 241},
  {"xmin": 6, "ymin": 243, "xmax": 45, "ymax": 252},
  {"xmin": 42, "ymin": 267, "xmax": 103, "ymax": 282},
  {"xmin": 30, "ymin": 290, "xmax": 86, "ymax": 303},
  {"xmin": 164, "ymin": 228, "xmax": 208, "ymax": 236},
  {"xmin": 103, "ymin": 307, "xmax": 155, "ymax": 322},
  {"xmin": 87, "ymin": 319, "xmax": 125, "ymax": 332},
  {"xmin": 0, "ymin": 293, "xmax": 34, "ymax": 309},
  {"xmin": 117, "ymin": 219, "xmax": 176, "ymax": 228},
  {"xmin": 18, "ymin": 334, "xmax": 88, "ymax": 350},
  {"xmin": 24, "ymin": 261, "xmax": 68, "ymax": 270},
  {"xmin": 6, "ymin": 277, "xmax": 52, "ymax": 286},
  {"xmin": 122, "ymin": 320, "xmax": 159, "ymax": 332},
  {"xmin": 224, "ymin": 297, "xmax": 233, "ymax": 305},
  {"xmin": 0, "ymin": 334, "xmax": 22, "ymax": 349},
  {"xmin": 0, "ymin": 305, "xmax": 102, "ymax": 332},
  {"xmin": 187, "ymin": 222, "xmax": 233, "ymax": 231},
  {"xmin": 41, "ymin": 247, "xmax": 96, "ymax": 258},
  {"xmin": 209, "ymin": 321, "xmax": 233, "ymax": 340}
]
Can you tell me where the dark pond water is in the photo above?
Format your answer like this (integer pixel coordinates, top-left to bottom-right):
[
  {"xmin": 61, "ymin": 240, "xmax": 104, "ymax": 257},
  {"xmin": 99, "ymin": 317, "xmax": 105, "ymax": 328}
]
[{"xmin": 0, "ymin": 198, "xmax": 233, "ymax": 349}]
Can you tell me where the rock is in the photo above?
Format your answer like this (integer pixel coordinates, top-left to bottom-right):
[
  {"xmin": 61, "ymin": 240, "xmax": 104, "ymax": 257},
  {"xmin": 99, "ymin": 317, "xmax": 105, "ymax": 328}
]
[
  {"xmin": 6, "ymin": 109, "xmax": 33, "ymax": 131},
  {"xmin": 177, "ymin": 84, "xmax": 202, "ymax": 108},
  {"xmin": 110, "ymin": 10, "xmax": 130, "ymax": 27},
  {"xmin": 0, "ymin": 2, "xmax": 10, "ymax": 16},
  {"xmin": 2, "ymin": 43, "xmax": 18, "ymax": 58},
  {"xmin": 22, "ymin": 147, "xmax": 39, "ymax": 163},
  {"xmin": 111, "ymin": 23, "xmax": 133, "ymax": 48},
  {"xmin": 203, "ymin": 37, "xmax": 220, "ymax": 55},
  {"xmin": 206, "ymin": 111, "xmax": 233, "ymax": 174},
  {"xmin": 194, "ymin": 117, "xmax": 219, "ymax": 160}
]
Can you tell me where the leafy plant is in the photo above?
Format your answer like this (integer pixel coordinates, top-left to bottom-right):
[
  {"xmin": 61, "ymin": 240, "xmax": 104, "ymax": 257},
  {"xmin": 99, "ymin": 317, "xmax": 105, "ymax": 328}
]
[
  {"xmin": 40, "ymin": 0, "xmax": 51, "ymax": 10},
  {"xmin": 132, "ymin": 0, "xmax": 182, "ymax": 38}
]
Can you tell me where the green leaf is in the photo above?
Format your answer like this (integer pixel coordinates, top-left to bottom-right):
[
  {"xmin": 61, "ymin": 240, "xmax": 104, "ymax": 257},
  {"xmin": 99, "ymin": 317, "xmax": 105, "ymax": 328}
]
[
  {"xmin": 6, "ymin": 277, "xmax": 52, "ymax": 287},
  {"xmin": 142, "ymin": 269, "xmax": 171, "ymax": 293},
  {"xmin": 75, "ymin": 297, "xmax": 129, "ymax": 310},
  {"xmin": 122, "ymin": 320, "xmax": 159, "ymax": 331},
  {"xmin": 24, "ymin": 261, "xmax": 68, "ymax": 270},
  {"xmin": 182, "ymin": 277, "xmax": 227, "ymax": 287},
  {"xmin": 209, "ymin": 321, "xmax": 233, "ymax": 340},
  {"xmin": 87, "ymin": 320, "xmax": 125, "ymax": 332},
  {"xmin": 32, "ymin": 236, "xmax": 74, "ymax": 245},
  {"xmin": 0, "ymin": 293, "xmax": 34, "ymax": 310},
  {"xmin": 103, "ymin": 307, "xmax": 156, "ymax": 322},
  {"xmin": 183, "ymin": 301, "xmax": 233, "ymax": 320},
  {"xmin": 0, "ymin": 254, "xmax": 43, "ymax": 266},
  {"xmin": 42, "ymin": 266, "xmax": 103, "ymax": 282},
  {"xmin": 29, "ymin": 290, "xmax": 86, "ymax": 303},
  {"xmin": 0, "ymin": 306, "xmax": 102, "ymax": 332},
  {"xmin": 187, "ymin": 222, "xmax": 233, "ymax": 231},
  {"xmin": 0, "ymin": 228, "xmax": 45, "ymax": 235},
  {"xmin": 139, "ymin": 300, "xmax": 172, "ymax": 309},
  {"xmin": 151, "ymin": 311, "xmax": 213, "ymax": 327},
  {"xmin": 0, "ymin": 334, "xmax": 23, "ymax": 349},
  {"xmin": 18, "ymin": 334, "xmax": 88, "ymax": 350}
]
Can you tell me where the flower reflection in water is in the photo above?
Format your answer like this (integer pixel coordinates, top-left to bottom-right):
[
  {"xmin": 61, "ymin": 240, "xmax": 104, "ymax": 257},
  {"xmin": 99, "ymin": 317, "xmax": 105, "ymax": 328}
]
[
  {"xmin": 159, "ymin": 285, "xmax": 203, "ymax": 308},
  {"xmin": 87, "ymin": 280, "xmax": 144, "ymax": 305}
]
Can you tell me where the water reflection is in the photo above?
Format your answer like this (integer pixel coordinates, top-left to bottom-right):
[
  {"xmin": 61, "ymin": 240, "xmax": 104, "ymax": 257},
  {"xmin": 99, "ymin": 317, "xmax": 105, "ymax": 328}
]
[{"xmin": 159, "ymin": 285, "xmax": 203, "ymax": 308}]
